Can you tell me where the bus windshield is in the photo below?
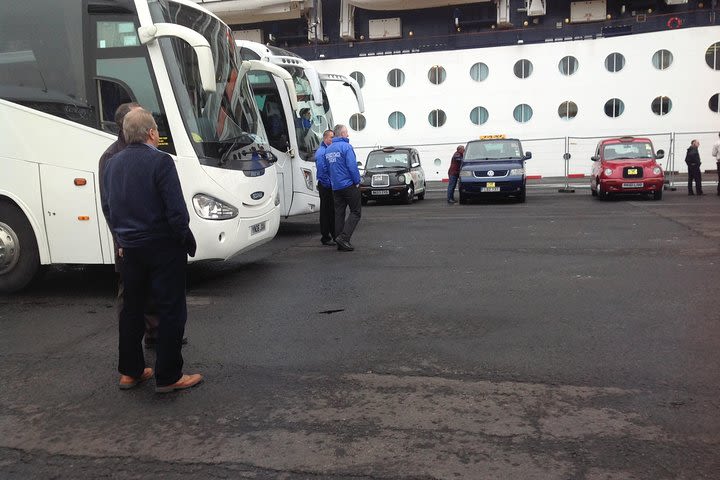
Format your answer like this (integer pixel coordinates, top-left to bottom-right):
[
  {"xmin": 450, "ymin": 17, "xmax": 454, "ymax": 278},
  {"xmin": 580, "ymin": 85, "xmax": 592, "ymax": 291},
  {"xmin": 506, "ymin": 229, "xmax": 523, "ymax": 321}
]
[
  {"xmin": 149, "ymin": 1, "xmax": 270, "ymax": 170},
  {"xmin": 285, "ymin": 65, "xmax": 332, "ymax": 161}
]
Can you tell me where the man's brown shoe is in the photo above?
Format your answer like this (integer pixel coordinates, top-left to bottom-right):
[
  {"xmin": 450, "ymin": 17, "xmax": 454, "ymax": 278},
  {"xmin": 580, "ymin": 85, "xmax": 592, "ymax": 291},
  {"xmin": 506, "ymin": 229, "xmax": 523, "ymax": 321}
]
[
  {"xmin": 119, "ymin": 368, "xmax": 153, "ymax": 390},
  {"xmin": 155, "ymin": 373, "xmax": 203, "ymax": 393}
]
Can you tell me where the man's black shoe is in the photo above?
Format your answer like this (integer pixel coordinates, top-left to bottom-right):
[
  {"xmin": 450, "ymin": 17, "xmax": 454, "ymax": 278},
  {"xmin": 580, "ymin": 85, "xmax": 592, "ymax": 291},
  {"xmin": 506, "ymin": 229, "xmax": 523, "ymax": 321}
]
[
  {"xmin": 145, "ymin": 337, "xmax": 188, "ymax": 348},
  {"xmin": 336, "ymin": 238, "xmax": 354, "ymax": 251},
  {"xmin": 321, "ymin": 238, "xmax": 336, "ymax": 246},
  {"xmin": 448, "ymin": 199, "xmax": 456, "ymax": 204}
]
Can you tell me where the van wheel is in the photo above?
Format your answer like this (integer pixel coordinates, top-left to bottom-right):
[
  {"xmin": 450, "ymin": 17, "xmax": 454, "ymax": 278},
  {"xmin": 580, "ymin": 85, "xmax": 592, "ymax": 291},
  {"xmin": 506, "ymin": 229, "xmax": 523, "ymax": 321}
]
[
  {"xmin": 517, "ymin": 186, "xmax": 526, "ymax": 203},
  {"xmin": 0, "ymin": 201, "xmax": 40, "ymax": 293}
]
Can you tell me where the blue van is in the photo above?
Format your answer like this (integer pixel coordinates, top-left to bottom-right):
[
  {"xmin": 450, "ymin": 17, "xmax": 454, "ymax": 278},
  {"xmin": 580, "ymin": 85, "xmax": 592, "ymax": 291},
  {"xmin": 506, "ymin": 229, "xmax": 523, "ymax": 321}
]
[{"xmin": 458, "ymin": 137, "xmax": 531, "ymax": 203}]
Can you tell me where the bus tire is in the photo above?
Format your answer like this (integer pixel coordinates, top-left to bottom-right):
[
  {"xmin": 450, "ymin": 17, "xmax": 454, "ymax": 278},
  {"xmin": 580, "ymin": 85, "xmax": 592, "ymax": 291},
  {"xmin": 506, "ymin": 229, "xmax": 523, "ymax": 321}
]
[{"xmin": 0, "ymin": 201, "xmax": 40, "ymax": 293}]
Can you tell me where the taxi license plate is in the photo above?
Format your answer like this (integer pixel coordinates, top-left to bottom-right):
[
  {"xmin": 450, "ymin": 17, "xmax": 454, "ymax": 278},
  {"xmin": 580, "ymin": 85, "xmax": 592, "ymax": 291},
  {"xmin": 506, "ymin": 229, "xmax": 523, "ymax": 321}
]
[
  {"xmin": 622, "ymin": 182, "xmax": 643, "ymax": 188},
  {"xmin": 628, "ymin": 168, "xmax": 638, "ymax": 175},
  {"xmin": 250, "ymin": 221, "xmax": 266, "ymax": 235},
  {"xmin": 371, "ymin": 190, "xmax": 390, "ymax": 195}
]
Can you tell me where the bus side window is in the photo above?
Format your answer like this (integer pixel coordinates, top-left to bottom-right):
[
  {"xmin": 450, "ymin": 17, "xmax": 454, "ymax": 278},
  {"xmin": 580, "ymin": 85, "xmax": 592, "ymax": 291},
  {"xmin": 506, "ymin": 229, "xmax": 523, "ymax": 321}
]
[{"xmin": 96, "ymin": 78, "xmax": 134, "ymax": 134}]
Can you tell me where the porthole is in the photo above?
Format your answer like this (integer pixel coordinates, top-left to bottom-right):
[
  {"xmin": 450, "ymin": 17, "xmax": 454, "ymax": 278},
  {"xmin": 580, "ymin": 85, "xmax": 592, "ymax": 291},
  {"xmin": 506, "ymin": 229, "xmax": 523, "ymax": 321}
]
[
  {"xmin": 605, "ymin": 52, "xmax": 625, "ymax": 72},
  {"xmin": 513, "ymin": 59, "xmax": 533, "ymax": 79},
  {"xmin": 709, "ymin": 93, "xmax": 719, "ymax": 113},
  {"xmin": 652, "ymin": 49, "xmax": 673, "ymax": 70},
  {"xmin": 469, "ymin": 62, "xmax": 489, "ymax": 82},
  {"xmin": 470, "ymin": 106, "xmax": 489, "ymax": 125},
  {"xmin": 513, "ymin": 104, "xmax": 533, "ymax": 123},
  {"xmin": 604, "ymin": 98, "xmax": 625, "ymax": 118},
  {"xmin": 558, "ymin": 56, "xmax": 579, "ymax": 76},
  {"xmin": 651, "ymin": 96, "xmax": 672, "ymax": 116},
  {"xmin": 706, "ymin": 42, "xmax": 720, "ymax": 70},
  {"xmin": 434, "ymin": 158, "xmax": 442, "ymax": 167},
  {"xmin": 428, "ymin": 109, "xmax": 446, "ymax": 127},
  {"xmin": 558, "ymin": 101, "xmax": 578, "ymax": 120},
  {"xmin": 428, "ymin": 65, "xmax": 446, "ymax": 85},
  {"xmin": 387, "ymin": 68, "xmax": 405, "ymax": 87},
  {"xmin": 349, "ymin": 71, "xmax": 365, "ymax": 88},
  {"xmin": 349, "ymin": 113, "xmax": 366, "ymax": 131},
  {"xmin": 388, "ymin": 111, "xmax": 406, "ymax": 129}
]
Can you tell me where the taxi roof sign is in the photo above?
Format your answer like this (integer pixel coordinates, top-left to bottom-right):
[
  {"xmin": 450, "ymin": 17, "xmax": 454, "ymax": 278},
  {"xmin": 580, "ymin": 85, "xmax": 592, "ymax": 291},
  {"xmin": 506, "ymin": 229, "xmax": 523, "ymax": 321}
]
[{"xmin": 479, "ymin": 134, "xmax": 506, "ymax": 140}]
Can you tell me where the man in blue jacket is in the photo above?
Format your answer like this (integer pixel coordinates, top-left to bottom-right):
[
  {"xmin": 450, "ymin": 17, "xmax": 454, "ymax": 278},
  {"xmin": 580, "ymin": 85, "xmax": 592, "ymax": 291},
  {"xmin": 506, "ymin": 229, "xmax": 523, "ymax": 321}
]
[
  {"xmin": 325, "ymin": 124, "xmax": 362, "ymax": 251},
  {"xmin": 102, "ymin": 108, "xmax": 202, "ymax": 393},
  {"xmin": 315, "ymin": 129, "xmax": 335, "ymax": 245}
]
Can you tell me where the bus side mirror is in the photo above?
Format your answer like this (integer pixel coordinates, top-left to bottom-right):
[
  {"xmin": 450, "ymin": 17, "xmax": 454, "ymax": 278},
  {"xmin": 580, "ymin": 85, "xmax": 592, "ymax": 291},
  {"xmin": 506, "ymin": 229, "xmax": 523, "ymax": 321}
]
[
  {"xmin": 138, "ymin": 24, "xmax": 217, "ymax": 93},
  {"xmin": 656, "ymin": 149, "xmax": 665, "ymax": 159}
]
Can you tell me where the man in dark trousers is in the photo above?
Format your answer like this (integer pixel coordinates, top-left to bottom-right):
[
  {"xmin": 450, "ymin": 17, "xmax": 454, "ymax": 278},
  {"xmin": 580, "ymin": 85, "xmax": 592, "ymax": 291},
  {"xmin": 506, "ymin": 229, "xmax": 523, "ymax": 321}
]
[
  {"xmin": 447, "ymin": 145, "xmax": 465, "ymax": 204},
  {"xmin": 325, "ymin": 124, "xmax": 361, "ymax": 252},
  {"xmin": 685, "ymin": 139, "xmax": 703, "ymax": 195},
  {"xmin": 102, "ymin": 108, "xmax": 202, "ymax": 393},
  {"xmin": 99, "ymin": 102, "xmax": 165, "ymax": 349},
  {"xmin": 315, "ymin": 129, "xmax": 335, "ymax": 245}
]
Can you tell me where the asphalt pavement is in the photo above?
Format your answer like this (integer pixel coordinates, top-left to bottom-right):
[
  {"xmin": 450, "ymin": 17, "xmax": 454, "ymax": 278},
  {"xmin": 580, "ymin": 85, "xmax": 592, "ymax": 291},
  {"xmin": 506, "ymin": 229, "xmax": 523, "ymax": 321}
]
[{"xmin": 1, "ymin": 185, "xmax": 719, "ymax": 479}]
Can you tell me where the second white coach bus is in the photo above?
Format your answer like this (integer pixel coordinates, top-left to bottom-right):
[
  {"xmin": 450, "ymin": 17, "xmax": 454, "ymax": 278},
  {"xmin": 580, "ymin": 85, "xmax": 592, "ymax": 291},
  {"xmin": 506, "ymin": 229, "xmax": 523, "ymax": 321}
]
[
  {"xmin": 237, "ymin": 40, "xmax": 365, "ymax": 218},
  {"xmin": 0, "ymin": 0, "xmax": 297, "ymax": 292}
]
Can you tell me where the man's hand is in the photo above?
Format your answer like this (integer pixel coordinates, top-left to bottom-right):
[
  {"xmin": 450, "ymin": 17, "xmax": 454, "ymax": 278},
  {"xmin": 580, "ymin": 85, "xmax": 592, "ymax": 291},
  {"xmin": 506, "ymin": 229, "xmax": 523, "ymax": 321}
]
[{"xmin": 118, "ymin": 248, "xmax": 124, "ymax": 258}]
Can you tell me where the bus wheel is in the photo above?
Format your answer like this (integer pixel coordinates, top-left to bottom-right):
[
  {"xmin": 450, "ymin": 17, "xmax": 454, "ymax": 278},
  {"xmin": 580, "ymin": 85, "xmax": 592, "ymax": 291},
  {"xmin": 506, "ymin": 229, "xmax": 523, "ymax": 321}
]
[{"xmin": 0, "ymin": 201, "xmax": 40, "ymax": 293}]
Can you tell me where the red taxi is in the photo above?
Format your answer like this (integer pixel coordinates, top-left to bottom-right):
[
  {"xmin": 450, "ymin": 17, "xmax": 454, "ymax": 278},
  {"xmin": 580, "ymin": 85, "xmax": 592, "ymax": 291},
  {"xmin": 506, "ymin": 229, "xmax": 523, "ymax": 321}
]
[{"xmin": 590, "ymin": 137, "xmax": 665, "ymax": 200}]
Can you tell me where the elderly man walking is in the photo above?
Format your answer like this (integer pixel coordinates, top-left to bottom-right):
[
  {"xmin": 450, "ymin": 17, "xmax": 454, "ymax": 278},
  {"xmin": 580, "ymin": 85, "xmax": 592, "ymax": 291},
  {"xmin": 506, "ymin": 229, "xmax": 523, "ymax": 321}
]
[
  {"xmin": 101, "ymin": 108, "xmax": 202, "ymax": 393},
  {"xmin": 325, "ymin": 124, "xmax": 362, "ymax": 252},
  {"xmin": 315, "ymin": 129, "xmax": 336, "ymax": 245}
]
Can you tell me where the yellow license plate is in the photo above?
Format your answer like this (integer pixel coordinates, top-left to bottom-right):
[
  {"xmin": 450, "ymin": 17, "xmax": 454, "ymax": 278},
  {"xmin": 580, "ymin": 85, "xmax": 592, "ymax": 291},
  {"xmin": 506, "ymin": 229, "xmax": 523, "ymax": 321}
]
[
  {"xmin": 628, "ymin": 168, "xmax": 638, "ymax": 175},
  {"xmin": 486, "ymin": 182, "xmax": 495, "ymax": 188}
]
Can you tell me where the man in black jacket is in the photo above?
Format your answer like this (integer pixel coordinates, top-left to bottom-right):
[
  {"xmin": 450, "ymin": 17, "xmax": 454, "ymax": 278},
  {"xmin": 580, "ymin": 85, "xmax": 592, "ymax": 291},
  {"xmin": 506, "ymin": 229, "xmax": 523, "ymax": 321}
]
[
  {"xmin": 102, "ymin": 108, "xmax": 202, "ymax": 393},
  {"xmin": 685, "ymin": 139, "xmax": 703, "ymax": 196}
]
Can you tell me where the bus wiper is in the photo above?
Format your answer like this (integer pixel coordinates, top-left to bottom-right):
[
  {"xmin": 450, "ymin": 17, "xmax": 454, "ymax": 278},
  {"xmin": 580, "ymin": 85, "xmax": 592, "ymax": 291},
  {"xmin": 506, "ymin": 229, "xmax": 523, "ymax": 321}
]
[
  {"xmin": 218, "ymin": 134, "xmax": 260, "ymax": 166},
  {"xmin": 219, "ymin": 140, "xmax": 275, "ymax": 167}
]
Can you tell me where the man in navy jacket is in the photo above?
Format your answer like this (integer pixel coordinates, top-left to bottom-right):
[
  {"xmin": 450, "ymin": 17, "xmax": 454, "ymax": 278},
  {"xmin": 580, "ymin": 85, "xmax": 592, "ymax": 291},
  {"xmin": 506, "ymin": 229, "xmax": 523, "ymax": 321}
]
[
  {"xmin": 325, "ymin": 124, "xmax": 362, "ymax": 251},
  {"xmin": 102, "ymin": 108, "xmax": 202, "ymax": 393},
  {"xmin": 315, "ymin": 129, "xmax": 335, "ymax": 245}
]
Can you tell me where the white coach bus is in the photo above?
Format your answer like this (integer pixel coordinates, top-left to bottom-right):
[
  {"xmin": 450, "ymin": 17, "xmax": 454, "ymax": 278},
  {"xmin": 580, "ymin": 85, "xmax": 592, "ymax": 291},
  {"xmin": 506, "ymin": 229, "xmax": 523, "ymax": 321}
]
[
  {"xmin": 236, "ymin": 40, "xmax": 364, "ymax": 218},
  {"xmin": 0, "ymin": 0, "xmax": 297, "ymax": 292}
]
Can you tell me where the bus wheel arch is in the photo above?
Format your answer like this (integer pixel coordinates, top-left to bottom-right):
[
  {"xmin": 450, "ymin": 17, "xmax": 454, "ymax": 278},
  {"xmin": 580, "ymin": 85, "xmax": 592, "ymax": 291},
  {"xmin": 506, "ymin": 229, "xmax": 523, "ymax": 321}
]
[{"xmin": 0, "ymin": 199, "xmax": 41, "ymax": 293}]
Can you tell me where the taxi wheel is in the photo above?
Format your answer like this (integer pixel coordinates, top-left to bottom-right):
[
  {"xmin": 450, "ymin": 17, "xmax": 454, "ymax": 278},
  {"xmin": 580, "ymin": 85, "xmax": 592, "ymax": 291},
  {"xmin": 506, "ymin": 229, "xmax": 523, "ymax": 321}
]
[
  {"xmin": 597, "ymin": 183, "xmax": 609, "ymax": 201},
  {"xmin": 517, "ymin": 187, "xmax": 526, "ymax": 203},
  {"xmin": 653, "ymin": 189, "xmax": 663, "ymax": 201},
  {"xmin": 591, "ymin": 184, "xmax": 598, "ymax": 196},
  {"xmin": 361, "ymin": 197, "xmax": 368, "ymax": 206},
  {"xmin": 417, "ymin": 185, "xmax": 425, "ymax": 200},
  {"xmin": 404, "ymin": 184, "xmax": 414, "ymax": 204}
]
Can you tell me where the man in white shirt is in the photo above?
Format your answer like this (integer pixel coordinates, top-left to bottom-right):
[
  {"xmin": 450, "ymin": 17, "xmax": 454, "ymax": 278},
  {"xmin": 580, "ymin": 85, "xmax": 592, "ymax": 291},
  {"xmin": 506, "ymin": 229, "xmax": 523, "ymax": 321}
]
[{"xmin": 712, "ymin": 132, "xmax": 720, "ymax": 196}]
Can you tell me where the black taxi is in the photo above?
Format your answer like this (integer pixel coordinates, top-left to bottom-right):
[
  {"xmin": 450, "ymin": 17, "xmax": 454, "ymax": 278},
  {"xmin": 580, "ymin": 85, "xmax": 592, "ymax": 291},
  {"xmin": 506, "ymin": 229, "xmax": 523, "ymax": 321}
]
[{"xmin": 360, "ymin": 147, "xmax": 426, "ymax": 204}]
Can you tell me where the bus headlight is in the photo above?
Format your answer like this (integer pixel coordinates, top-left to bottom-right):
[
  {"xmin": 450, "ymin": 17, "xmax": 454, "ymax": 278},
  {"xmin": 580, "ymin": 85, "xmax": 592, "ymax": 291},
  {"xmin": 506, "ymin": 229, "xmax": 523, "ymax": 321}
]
[
  {"xmin": 193, "ymin": 194, "xmax": 238, "ymax": 220},
  {"xmin": 301, "ymin": 168, "xmax": 314, "ymax": 191},
  {"xmin": 510, "ymin": 168, "xmax": 525, "ymax": 176}
]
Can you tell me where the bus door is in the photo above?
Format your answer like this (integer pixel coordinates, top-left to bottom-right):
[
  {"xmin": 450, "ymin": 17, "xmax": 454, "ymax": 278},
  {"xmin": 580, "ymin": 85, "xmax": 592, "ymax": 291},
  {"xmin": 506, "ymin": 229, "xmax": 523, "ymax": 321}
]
[{"xmin": 249, "ymin": 71, "xmax": 295, "ymax": 216}]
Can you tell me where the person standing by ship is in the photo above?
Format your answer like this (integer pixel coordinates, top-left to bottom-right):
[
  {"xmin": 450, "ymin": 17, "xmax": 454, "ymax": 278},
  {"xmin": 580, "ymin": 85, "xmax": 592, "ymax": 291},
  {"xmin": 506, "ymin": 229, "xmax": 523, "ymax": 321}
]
[
  {"xmin": 315, "ymin": 129, "xmax": 335, "ymax": 245},
  {"xmin": 685, "ymin": 139, "xmax": 703, "ymax": 196},
  {"xmin": 712, "ymin": 132, "xmax": 720, "ymax": 196},
  {"xmin": 447, "ymin": 145, "xmax": 464, "ymax": 204},
  {"xmin": 325, "ymin": 124, "xmax": 362, "ymax": 252}
]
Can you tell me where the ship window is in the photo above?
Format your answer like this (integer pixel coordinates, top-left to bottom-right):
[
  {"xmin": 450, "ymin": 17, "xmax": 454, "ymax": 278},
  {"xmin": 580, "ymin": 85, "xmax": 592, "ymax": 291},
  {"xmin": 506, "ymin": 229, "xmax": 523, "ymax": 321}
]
[
  {"xmin": 558, "ymin": 56, "xmax": 578, "ymax": 76},
  {"xmin": 428, "ymin": 65, "xmax": 446, "ymax": 85},
  {"xmin": 349, "ymin": 113, "xmax": 366, "ymax": 131},
  {"xmin": 558, "ymin": 101, "xmax": 578, "ymax": 120},
  {"xmin": 388, "ymin": 111, "xmax": 406, "ymax": 129},
  {"xmin": 651, "ymin": 96, "xmax": 672, "ymax": 116},
  {"xmin": 709, "ymin": 93, "xmax": 719, "ymax": 113},
  {"xmin": 387, "ymin": 68, "xmax": 405, "ymax": 87},
  {"xmin": 428, "ymin": 109, "xmax": 446, "ymax": 127},
  {"xmin": 513, "ymin": 59, "xmax": 533, "ymax": 79},
  {"xmin": 706, "ymin": 42, "xmax": 720, "ymax": 70},
  {"xmin": 470, "ymin": 106, "xmax": 489, "ymax": 125},
  {"xmin": 652, "ymin": 49, "xmax": 673, "ymax": 70},
  {"xmin": 469, "ymin": 62, "xmax": 489, "ymax": 82},
  {"xmin": 605, "ymin": 52, "xmax": 625, "ymax": 72},
  {"xmin": 350, "ymin": 71, "xmax": 365, "ymax": 88},
  {"xmin": 513, "ymin": 104, "xmax": 533, "ymax": 123},
  {"xmin": 604, "ymin": 98, "xmax": 625, "ymax": 118},
  {"xmin": 434, "ymin": 158, "xmax": 442, "ymax": 166}
]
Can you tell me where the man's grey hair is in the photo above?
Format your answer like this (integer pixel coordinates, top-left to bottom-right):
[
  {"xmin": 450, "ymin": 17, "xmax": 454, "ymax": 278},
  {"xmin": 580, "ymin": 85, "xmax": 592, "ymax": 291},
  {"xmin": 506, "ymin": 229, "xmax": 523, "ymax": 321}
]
[
  {"xmin": 123, "ymin": 108, "xmax": 157, "ymax": 144},
  {"xmin": 333, "ymin": 124, "xmax": 347, "ymax": 137}
]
